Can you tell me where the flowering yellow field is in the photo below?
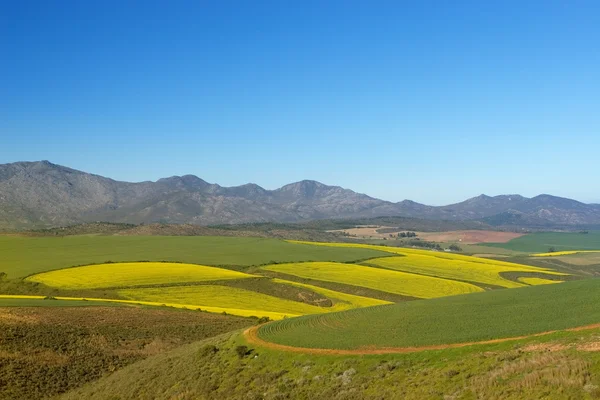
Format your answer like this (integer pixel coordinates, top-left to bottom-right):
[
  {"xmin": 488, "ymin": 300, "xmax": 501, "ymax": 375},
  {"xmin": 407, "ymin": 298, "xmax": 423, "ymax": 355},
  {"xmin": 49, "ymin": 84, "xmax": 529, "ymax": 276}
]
[
  {"xmin": 366, "ymin": 256, "xmax": 564, "ymax": 288},
  {"xmin": 0, "ymin": 294, "xmax": 289, "ymax": 320},
  {"xmin": 532, "ymin": 250, "xmax": 600, "ymax": 257},
  {"xmin": 287, "ymin": 241, "xmax": 567, "ymax": 288},
  {"xmin": 263, "ymin": 262, "xmax": 483, "ymax": 299},
  {"xmin": 26, "ymin": 262, "xmax": 254, "ymax": 289},
  {"xmin": 119, "ymin": 285, "xmax": 329, "ymax": 318}
]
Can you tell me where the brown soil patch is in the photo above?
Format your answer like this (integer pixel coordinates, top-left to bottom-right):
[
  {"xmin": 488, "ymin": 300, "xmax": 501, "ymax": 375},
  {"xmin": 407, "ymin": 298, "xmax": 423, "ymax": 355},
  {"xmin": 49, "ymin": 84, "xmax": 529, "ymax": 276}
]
[
  {"xmin": 245, "ymin": 323, "xmax": 600, "ymax": 355},
  {"xmin": 416, "ymin": 230, "xmax": 524, "ymax": 244}
]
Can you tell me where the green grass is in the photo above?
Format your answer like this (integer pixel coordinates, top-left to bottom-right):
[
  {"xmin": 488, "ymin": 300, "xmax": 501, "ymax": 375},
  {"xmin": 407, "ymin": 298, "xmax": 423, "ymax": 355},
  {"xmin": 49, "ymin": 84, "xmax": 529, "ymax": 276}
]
[
  {"xmin": 259, "ymin": 278, "xmax": 600, "ymax": 350},
  {"xmin": 483, "ymin": 231, "xmax": 600, "ymax": 253},
  {"xmin": 0, "ymin": 236, "xmax": 389, "ymax": 278}
]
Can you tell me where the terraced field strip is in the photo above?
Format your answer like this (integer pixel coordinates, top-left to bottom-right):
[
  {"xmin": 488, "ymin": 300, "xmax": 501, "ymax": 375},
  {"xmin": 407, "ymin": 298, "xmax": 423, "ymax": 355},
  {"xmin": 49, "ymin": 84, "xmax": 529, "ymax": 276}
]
[
  {"xmin": 517, "ymin": 277, "xmax": 561, "ymax": 285},
  {"xmin": 263, "ymin": 262, "xmax": 483, "ymax": 298},
  {"xmin": 271, "ymin": 279, "xmax": 391, "ymax": 310},
  {"xmin": 26, "ymin": 262, "xmax": 254, "ymax": 289},
  {"xmin": 118, "ymin": 284, "xmax": 341, "ymax": 317},
  {"xmin": 533, "ymin": 250, "xmax": 600, "ymax": 257},
  {"xmin": 256, "ymin": 279, "xmax": 600, "ymax": 350},
  {"xmin": 365, "ymin": 255, "xmax": 565, "ymax": 289},
  {"xmin": 0, "ymin": 295, "xmax": 288, "ymax": 319}
]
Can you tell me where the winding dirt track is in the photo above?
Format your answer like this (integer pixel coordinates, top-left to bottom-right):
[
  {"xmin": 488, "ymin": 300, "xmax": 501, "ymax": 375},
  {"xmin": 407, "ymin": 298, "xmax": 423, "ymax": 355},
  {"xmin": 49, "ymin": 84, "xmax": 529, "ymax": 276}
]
[{"xmin": 244, "ymin": 323, "xmax": 600, "ymax": 355}]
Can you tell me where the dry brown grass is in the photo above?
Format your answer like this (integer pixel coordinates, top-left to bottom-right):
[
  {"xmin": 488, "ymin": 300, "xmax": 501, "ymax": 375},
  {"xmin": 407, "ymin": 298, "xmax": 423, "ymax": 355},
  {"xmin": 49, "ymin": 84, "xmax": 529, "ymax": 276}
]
[{"xmin": 473, "ymin": 353, "xmax": 591, "ymax": 396}]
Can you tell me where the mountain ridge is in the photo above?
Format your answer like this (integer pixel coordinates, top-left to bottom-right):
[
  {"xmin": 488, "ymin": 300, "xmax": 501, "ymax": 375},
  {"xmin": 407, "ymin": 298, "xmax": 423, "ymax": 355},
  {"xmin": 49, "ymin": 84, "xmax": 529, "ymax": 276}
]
[{"xmin": 1, "ymin": 161, "xmax": 599, "ymax": 230}]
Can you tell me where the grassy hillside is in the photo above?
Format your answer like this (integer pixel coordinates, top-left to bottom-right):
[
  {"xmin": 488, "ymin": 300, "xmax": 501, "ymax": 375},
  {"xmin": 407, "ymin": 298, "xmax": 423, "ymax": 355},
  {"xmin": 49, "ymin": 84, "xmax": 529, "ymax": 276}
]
[
  {"xmin": 258, "ymin": 278, "xmax": 600, "ymax": 350},
  {"xmin": 61, "ymin": 327, "xmax": 600, "ymax": 400},
  {"xmin": 484, "ymin": 231, "xmax": 600, "ymax": 253},
  {"xmin": 0, "ymin": 236, "xmax": 389, "ymax": 278}
]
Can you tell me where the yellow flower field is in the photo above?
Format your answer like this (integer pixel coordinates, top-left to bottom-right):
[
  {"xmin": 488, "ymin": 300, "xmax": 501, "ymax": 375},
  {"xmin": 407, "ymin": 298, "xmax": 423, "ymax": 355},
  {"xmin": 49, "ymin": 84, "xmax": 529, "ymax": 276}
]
[
  {"xmin": 532, "ymin": 250, "xmax": 600, "ymax": 257},
  {"xmin": 287, "ymin": 241, "xmax": 567, "ymax": 288},
  {"xmin": 263, "ymin": 262, "xmax": 483, "ymax": 299},
  {"xmin": 119, "ymin": 285, "xmax": 331, "ymax": 317},
  {"xmin": 26, "ymin": 262, "xmax": 254, "ymax": 289},
  {"xmin": 365, "ymin": 256, "xmax": 564, "ymax": 289},
  {"xmin": 0, "ymin": 294, "xmax": 289, "ymax": 320}
]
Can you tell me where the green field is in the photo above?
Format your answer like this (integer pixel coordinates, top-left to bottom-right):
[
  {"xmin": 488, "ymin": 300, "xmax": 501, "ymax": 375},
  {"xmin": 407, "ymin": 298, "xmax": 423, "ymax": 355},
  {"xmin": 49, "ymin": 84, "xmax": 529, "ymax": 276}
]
[
  {"xmin": 0, "ymin": 236, "xmax": 389, "ymax": 278},
  {"xmin": 483, "ymin": 231, "xmax": 600, "ymax": 253},
  {"xmin": 258, "ymin": 278, "xmax": 600, "ymax": 350}
]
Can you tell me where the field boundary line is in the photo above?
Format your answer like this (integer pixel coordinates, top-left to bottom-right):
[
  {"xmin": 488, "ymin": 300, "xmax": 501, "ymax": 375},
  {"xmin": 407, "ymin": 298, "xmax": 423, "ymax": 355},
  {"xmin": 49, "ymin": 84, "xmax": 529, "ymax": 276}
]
[{"xmin": 244, "ymin": 323, "xmax": 600, "ymax": 355}]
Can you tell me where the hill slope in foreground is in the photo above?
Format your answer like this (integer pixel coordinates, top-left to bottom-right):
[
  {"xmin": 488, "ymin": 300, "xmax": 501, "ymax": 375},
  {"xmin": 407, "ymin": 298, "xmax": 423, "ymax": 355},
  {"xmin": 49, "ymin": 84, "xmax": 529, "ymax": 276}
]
[{"xmin": 257, "ymin": 278, "xmax": 600, "ymax": 351}]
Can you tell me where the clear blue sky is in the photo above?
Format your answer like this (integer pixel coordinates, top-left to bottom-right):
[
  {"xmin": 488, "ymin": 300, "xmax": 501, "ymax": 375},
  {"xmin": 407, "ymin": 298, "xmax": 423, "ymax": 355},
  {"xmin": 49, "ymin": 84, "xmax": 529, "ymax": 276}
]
[{"xmin": 1, "ymin": 1, "xmax": 598, "ymax": 205}]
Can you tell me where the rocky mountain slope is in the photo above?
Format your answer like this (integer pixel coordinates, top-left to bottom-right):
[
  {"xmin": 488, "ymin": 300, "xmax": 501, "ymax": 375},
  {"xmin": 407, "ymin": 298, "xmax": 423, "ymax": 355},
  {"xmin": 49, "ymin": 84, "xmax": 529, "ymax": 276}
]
[{"xmin": 1, "ymin": 161, "xmax": 599, "ymax": 229}]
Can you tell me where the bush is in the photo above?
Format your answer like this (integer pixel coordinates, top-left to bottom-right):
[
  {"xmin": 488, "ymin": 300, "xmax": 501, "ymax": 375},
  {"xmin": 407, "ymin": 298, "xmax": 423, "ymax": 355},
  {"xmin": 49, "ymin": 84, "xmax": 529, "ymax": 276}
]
[
  {"xmin": 198, "ymin": 344, "xmax": 219, "ymax": 357},
  {"xmin": 235, "ymin": 345, "xmax": 249, "ymax": 359}
]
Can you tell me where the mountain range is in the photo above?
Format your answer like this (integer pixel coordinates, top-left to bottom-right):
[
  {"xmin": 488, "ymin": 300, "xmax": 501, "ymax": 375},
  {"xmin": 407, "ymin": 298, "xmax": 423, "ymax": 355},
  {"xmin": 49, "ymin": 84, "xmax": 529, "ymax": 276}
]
[{"xmin": 1, "ymin": 161, "xmax": 599, "ymax": 230}]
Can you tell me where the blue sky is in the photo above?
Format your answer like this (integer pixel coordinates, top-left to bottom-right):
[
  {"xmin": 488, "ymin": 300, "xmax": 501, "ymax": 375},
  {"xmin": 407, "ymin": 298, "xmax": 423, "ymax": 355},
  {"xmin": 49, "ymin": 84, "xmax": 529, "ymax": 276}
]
[{"xmin": 1, "ymin": 1, "xmax": 598, "ymax": 205}]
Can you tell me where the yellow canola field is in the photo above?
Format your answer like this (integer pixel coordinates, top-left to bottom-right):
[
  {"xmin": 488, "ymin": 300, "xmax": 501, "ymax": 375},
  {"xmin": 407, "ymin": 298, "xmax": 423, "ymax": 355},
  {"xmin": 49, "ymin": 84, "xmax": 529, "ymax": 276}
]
[
  {"xmin": 366, "ymin": 256, "xmax": 563, "ymax": 289},
  {"xmin": 532, "ymin": 250, "xmax": 600, "ymax": 257},
  {"xmin": 26, "ymin": 262, "xmax": 253, "ymax": 289},
  {"xmin": 264, "ymin": 262, "xmax": 483, "ymax": 299},
  {"xmin": 517, "ymin": 277, "xmax": 561, "ymax": 285},
  {"xmin": 288, "ymin": 241, "xmax": 567, "ymax": 286},
  {"xmin": 0, "ymin": 294, "xmax": 288, "ymax": 320},
  {"xmin": 271, "ymin": 278, "xmax": 391, "ymax": 310},
  {"xmin": 118, "ymin": 285, "xmax": 343, "ymax": 318}
]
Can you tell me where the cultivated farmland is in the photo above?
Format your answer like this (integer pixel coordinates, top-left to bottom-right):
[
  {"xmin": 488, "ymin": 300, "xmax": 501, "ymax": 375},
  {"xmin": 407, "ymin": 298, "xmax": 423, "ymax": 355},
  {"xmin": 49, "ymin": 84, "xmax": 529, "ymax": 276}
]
[
  {"xmin": 119, "ymin": 285, "xmax": 333, "ymax": 318},
  {"xmin": 263, "ymin": 262, "xmax": 483, "ymax": 298},
  {"xmin": 0, "ymin": 236, "xmax": 389, "ymax": 278},
  {"xmin": 517, "ymin": 277, "xmax": 560, "ymax": 285},
  {"xmin": 257, "ymin": 278, "xmax": 600, "ymax": 351},
  {"xmin": 365, "ymin": 255, "xmax": 565, "ymax": 288},
  {"xmin": 26, "ymin": 262, "xmax": 254, "ymax": 289},
  {"xmin": 483, "ymin": 231, "xmax": 600, "ymax": 253}
]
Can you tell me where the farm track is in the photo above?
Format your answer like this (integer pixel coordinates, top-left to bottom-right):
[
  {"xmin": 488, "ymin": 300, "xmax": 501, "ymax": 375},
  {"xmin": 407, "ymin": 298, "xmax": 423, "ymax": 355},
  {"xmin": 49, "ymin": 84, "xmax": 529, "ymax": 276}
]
[{"xmin": 244, "ymin": 323, "xmax": 600, "ymax": 355}]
